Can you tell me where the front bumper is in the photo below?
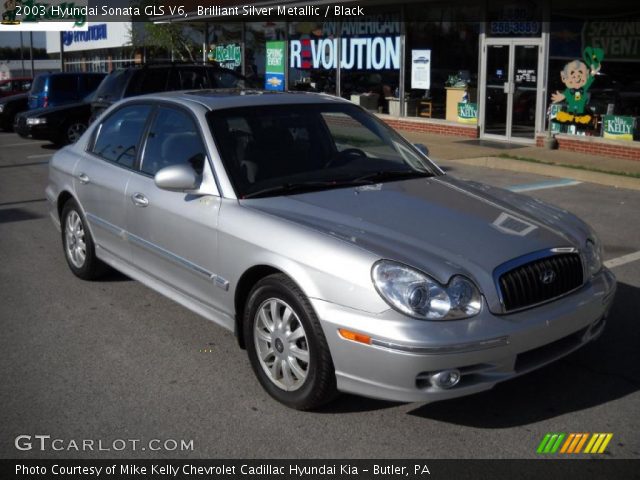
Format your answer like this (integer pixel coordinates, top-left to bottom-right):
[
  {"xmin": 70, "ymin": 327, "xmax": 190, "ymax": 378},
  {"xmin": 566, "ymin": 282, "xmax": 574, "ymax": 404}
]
[
  {"xmin": 14, "ymin": 121, "xmax": 54, "ymax": 141},
  {"xmin": 314, "ymin": 268, "xmax": 616, "ymax": 403}
]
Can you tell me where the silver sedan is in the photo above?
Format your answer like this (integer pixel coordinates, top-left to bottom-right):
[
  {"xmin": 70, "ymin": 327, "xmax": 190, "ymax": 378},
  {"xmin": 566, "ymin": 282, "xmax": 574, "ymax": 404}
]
[{"xmin": 46, "ymin": 90, "xmax": 616, "ymax": 410}]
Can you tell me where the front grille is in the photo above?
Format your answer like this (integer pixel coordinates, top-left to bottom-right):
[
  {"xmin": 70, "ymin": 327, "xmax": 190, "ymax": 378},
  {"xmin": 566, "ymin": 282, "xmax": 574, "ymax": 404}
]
[
  {"xmin": 15, "ymin": 116, "xmax": 26, "ymax": 128},
  {"xmin": 499, "ymin": 253, "xmax": 583, "ymax": 312}
]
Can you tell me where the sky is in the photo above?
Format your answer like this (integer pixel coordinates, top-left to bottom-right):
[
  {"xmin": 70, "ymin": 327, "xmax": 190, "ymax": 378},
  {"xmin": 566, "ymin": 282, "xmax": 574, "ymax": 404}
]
[{"xmin": 0, "ymin": 32, "xmax": 46, "ymax": 49}]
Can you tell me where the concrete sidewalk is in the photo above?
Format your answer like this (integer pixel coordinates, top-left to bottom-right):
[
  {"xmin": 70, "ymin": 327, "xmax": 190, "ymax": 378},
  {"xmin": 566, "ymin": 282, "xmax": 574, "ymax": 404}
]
[{"xmin": 399, "ymin": 131, "xmax": 640, "ymax": 191}]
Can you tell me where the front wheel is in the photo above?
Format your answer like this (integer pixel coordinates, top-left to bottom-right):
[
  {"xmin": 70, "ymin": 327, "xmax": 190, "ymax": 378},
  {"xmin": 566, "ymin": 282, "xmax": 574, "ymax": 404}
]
[{"xmin": 244, "ymin": 274, "xmax": 338, "ymax": 410}]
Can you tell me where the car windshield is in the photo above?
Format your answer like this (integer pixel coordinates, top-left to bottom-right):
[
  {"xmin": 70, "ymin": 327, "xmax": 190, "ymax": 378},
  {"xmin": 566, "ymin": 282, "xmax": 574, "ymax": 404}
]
[{"xmin": 208, "ymin": 103, "xmax": 439, "ymax": 198}]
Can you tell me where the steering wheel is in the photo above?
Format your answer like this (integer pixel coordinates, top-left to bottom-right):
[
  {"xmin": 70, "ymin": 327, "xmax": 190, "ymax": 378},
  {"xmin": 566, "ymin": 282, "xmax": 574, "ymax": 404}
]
[{"xmin": 325, "ymin": 147, "xmax": 367, "ymax": 168}]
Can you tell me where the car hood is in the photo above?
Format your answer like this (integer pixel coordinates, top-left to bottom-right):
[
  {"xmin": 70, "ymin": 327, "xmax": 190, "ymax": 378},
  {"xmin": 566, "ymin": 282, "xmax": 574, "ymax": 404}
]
[{"xmin": 242, "ymin": 175, "xmax": 591, "ymax": 313}]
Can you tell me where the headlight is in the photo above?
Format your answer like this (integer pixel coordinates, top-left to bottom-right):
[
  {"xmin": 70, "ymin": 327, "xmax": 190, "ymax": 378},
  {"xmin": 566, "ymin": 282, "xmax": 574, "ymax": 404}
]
[
  {"xmin": 584, "ymin": 237, "xmax": 603, "ymax": 276},
  {"xmin": 0, "ymin": 104, "xmax": 4, "ymax": 113},
  {"xmin": 26, "ymin": 117, "xmax": 47, "ymax": 125},
  {"xmin": 371, "ymin": 260, "xmax": 482, "ymax": 320}
]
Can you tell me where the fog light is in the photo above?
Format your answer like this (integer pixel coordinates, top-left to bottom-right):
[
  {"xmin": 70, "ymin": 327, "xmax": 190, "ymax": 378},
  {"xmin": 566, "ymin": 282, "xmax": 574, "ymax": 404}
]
[{"xmin": 430, "ymin": 369, "xmax": 461, "ymax": 389}]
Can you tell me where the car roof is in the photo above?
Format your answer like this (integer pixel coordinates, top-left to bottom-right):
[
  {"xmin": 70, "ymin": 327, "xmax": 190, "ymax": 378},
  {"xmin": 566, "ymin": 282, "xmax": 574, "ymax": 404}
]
[{"xmin": 133, "ymin": 89, "xmax": 352, "ymax": 110}]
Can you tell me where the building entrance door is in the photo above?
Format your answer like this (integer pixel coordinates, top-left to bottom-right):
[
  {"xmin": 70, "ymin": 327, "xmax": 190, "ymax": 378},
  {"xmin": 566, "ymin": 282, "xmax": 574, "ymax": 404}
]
[{"xmin": 481, "ymin": 39, "xmax": 544, "ymax": 142}]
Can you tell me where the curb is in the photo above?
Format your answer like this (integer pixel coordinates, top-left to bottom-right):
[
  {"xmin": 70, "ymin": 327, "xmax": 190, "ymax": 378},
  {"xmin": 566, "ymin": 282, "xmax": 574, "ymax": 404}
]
[{"xmin": 444, "ymin": 156, "xmax": 640, "ymax": 192}]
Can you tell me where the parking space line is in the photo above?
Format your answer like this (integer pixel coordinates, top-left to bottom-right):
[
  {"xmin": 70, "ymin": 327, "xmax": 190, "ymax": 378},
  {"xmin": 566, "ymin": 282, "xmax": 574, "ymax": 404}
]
[
  {"xmin": 604, "ymin": 251, "xmax": 640, "ymax": 269},
  {"xmin": 26, "ymin": 154, "xmax": 53, "ymax": 159},
  {"xmin": 506, "ymin": 178, "xmax": 582, "ymax": 192},
  {"xmin": 3, "ymin": 141, "xmax": 48, "ymax": 147}
]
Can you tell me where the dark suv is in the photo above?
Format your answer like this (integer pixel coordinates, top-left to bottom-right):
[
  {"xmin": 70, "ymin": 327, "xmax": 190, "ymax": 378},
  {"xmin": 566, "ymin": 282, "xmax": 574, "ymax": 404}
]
[
  {"xmin": 28, "ymin": 72, "xmax": 105, "ymax": 109},
  {"xmin": 91, "ymin": 64, "xmax": 254, "ymax": 118}
]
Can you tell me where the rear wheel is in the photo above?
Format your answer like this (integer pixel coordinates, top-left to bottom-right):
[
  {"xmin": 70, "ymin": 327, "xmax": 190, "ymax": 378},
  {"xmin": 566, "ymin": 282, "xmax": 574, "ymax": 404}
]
[
  {"xmin": 244, "ymin": 274, "xmax": 338, "ymax": 410},
  {"xmin": 60, "ymin": 199, "xmax": 107, "ymax": 280}
]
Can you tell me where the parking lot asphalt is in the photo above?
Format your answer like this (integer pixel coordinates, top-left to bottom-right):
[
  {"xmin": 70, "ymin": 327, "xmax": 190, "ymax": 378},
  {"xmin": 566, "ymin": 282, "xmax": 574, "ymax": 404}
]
[{"xmin": 1, "ymin": 132, "xmax": 639, "ymax": 459}]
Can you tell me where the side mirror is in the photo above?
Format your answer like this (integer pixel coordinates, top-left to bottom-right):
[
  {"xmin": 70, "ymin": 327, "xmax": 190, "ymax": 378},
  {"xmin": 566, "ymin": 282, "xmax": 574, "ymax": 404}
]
[
  {"xmin": 154, "ymin": 164, "xmax": 201, "ymax": 192},
  {"xmin": 414, "ymin": 143, "xmax": 429, "ymax": 157}
]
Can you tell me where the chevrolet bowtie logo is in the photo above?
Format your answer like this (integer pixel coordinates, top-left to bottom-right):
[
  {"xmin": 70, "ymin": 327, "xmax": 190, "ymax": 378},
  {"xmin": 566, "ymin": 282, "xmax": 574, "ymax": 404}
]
[{"xmin": 266, "ymin": 76, "xmax": 282, "ymax": 87}]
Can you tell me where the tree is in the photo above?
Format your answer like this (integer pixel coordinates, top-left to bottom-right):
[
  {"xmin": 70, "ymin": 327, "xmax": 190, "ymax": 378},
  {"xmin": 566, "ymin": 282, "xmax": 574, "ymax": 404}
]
[{"xmin": 131, "ymin": 22, "xmax": 200, "ymax": 63}]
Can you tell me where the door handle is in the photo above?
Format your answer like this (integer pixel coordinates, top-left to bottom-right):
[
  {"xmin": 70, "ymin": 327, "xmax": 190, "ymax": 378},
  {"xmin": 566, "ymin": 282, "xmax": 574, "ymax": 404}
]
[
  {"xmin": 131, "ymin": 192, "xmax": 149, "ymax": 207},
  {"xmin": 76, "ymin": 173, "xmax": 90, "ymax": 184}
]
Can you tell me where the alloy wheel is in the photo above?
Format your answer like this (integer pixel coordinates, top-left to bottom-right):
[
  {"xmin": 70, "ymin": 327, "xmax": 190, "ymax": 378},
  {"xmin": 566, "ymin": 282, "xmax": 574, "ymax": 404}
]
[
  {"xmin": 253, "ymin": 298, "xmax": 310, "ymax": 391},
  {"xmin": 66, "ymin": 122, "xmax": 86, "ymax": 143},
  {"xmin": 65, "ymin": 210, "xmax": 86, "ymax": 268}
]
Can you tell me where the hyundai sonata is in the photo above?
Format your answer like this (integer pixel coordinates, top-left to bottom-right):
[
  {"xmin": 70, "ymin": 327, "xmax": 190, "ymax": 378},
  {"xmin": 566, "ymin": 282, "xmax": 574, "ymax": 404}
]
[{"xmin": 46, "ymin": 90, "xmax": 616, "ymax": 409}]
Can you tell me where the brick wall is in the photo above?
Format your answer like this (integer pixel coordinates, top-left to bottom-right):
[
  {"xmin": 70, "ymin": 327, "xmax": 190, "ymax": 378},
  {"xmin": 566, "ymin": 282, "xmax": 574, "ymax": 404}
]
[
  {"xmin": 376, "ymin": 115, "xmax": 479, "ymax": 138},
  {"xmin": 536, "ymin": 134, "xmax": 640, "ymax": 161}
]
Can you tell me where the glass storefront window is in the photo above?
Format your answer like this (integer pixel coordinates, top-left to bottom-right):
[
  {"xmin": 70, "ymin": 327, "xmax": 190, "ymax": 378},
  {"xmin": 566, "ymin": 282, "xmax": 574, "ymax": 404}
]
[
  {"xmin": 339, "ymin": 8, "xmax": 402, "ymax": 114},
  {"xmin": 288, "ymin": 21, "xmax": 336, "ymax": 95},
  {"xmin": 487, "ymin": 0, "xmax": 542, "ymax": 38},
  {"xmin": 404, "ymin": 3, "xmax": 480, "ymax": 119},
  {"xmin": 208, "ymin": 22, "xmax": 243, "ymax": 73},
  {"xmin": 549, "ymin": 14, "xmax": 640, "ymax": 140},
  {"xmin": 245, "ymin": 22, "xmax": 286, "ymax": 87}
]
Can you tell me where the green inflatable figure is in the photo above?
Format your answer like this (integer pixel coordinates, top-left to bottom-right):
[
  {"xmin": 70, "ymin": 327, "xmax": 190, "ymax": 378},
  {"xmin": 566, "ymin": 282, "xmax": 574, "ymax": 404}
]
[{"xmin": 551, "ymin": 47, "xmax": 604, "ymax": 125}]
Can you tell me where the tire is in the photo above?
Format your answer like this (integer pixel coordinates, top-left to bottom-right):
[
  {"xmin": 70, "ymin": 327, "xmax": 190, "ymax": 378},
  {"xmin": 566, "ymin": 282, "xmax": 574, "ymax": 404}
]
[
  {"xmin": 60, "ymin": 199, "xmax": 108, "ymax": 280},
  {"xmin": 58, "ymin": 120, "xmax": 87, "ymax": 145},
  {"xmin": 243, "ymin": 273, "xmax": 338, "ymax": 410}
]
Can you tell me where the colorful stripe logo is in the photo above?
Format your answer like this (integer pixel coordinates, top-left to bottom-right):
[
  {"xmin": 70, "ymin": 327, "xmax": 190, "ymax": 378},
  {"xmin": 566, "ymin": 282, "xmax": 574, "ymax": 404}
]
[{"xmin": 537, "ymin": 433, "xmax": 613, "ymax": 454}]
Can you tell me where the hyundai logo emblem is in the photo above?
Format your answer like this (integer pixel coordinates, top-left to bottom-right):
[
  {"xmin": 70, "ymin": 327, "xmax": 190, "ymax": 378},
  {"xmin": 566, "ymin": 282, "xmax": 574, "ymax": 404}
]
[{"xmin": 541, "ymin": 269, "xmax": 556, "ymax": 284}]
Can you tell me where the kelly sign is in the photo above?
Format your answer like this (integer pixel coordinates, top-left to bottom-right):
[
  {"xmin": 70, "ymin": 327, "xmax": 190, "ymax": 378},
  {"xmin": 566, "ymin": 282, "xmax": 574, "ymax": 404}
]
[
  {"xmin": 603, "ymin": 115, "xmax": 634, "ymax": 141},
  {"xmin": 265, "ymin": 40, "xmax": 285, "ymax": 91},
  {"xmin": 457, "ymin": 103, "xmax": 478, "ymax": 125},
  {"xmin": 208, "ymin": 43, "xmax": 242, "ymax": 69}
]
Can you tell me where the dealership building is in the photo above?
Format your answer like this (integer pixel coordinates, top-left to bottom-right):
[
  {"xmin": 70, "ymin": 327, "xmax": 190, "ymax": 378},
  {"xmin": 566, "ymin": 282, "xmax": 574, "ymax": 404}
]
[
  {"xmin": 46, "ymin": 22, "xmax": 138, "ymax": 73},
  {"xmin": 52, "ymin": 1, "xmax": 640, "ymax": 159}
]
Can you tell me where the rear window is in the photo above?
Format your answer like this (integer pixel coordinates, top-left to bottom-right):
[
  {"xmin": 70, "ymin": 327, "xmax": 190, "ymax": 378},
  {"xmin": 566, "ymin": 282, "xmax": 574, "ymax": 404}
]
[
  {"xmin": 30, "ymin": 75, "xmax": 47, "ymax": 94},
  {"xmin": 50, "ymin": 75, "xmax": 77, "ymax": 92}
]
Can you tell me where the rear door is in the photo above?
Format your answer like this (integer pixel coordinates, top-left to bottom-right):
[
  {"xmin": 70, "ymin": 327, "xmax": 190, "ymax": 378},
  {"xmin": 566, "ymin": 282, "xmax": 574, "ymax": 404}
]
[
  {"xmin": 74, "ymin": 103, "xmax": 153, "ymax": 260},
  {"xmin": 124, "ymin": 104, "xmax": 224, "ymax": 310}
]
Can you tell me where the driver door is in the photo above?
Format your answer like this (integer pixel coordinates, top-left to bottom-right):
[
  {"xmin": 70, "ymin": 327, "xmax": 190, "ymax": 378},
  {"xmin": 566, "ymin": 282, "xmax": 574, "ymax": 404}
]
[{"xmin": 124, "ymin": 105, "xmax": 224, "ymax": 311}]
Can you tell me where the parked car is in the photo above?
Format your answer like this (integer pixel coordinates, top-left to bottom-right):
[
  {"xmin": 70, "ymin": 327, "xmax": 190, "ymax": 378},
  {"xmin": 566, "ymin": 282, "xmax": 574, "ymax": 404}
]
[
  {"xmin": 0, "ymin": 77, "xmax": 32, "ymax": 98},
  {"xmin": 14, "ymin": 91, "xmax": 95, "ymax": 145},
  {"xmin": 46, "ymin": 90, "xmax": 616, "ymax": 410},
  {"xmin": 90, "ymin": 63, "xmax": 255, "ymax": 118},
  {"xmin": 0, "ymin": 93, "xmax": 28, "ymax": 131},
  {"xmin": 28, "ymin": 72, "xmax": 105, "ymax": 109}
]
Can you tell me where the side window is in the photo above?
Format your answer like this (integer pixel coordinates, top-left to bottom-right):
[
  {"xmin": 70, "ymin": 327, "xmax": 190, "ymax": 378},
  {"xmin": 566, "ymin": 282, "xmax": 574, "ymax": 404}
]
[
  {"xmin": 140, "ymin": 107, "xmax": 206, "ymax": 177},
  {"xmin": 211, "ymin": 70, "xmax": 245, "ymax": 89},
  {"xmin": 92, "ymin": 104, "xmax": 152, "ymax": 169},
  {"xmin": 21, "ymin": 80, "xmax": 32, "ymax": 91},
  {"xmin": 137, "ymin": 69, "xmax": 169, "ymax": 94},
  {"xmin": 168, "ymin": 67, "xmax": 211, "ymax": 90},
  {"xmin": 50, "ymin": 75, "xmax": 77, "ymax": 93}
]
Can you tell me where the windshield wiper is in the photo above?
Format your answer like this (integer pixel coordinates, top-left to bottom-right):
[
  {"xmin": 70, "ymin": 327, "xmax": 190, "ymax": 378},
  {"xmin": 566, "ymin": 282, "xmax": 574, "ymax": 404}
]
[
  {"xmin": 241, "ymin": 171, "xmax": 434, "ymax": 199},
  {"xmin": 242, "ymin": 181, "xmax": 347, "ymax": 199},
  {"xmin": 351, "ymin": 170, "xmax": 434, "ymax": 183}
]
